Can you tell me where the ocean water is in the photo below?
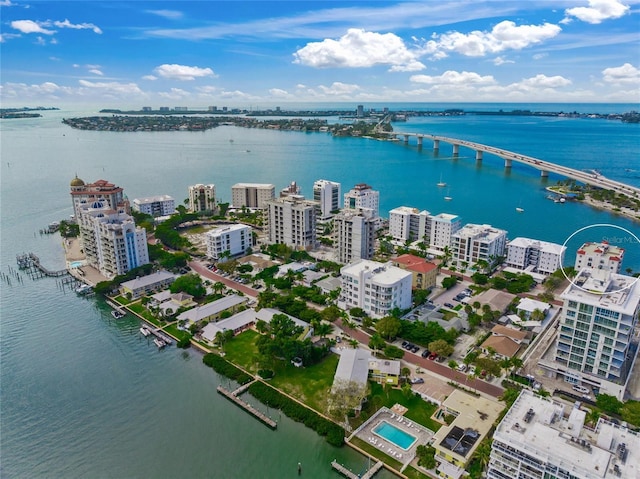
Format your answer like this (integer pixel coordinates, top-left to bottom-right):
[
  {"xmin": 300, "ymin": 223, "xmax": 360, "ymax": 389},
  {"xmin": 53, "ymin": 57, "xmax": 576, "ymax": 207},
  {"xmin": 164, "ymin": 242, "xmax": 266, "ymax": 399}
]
[{"xmin": 1, "ymin": 104, "xmax": 639, "ymax": 478}]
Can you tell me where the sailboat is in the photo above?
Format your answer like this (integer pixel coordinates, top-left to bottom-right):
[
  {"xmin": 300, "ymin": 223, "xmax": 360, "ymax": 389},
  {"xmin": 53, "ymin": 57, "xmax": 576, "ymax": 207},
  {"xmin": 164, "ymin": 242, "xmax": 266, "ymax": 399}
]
[
  {"xmin": 516, "ymin": 200, "xmax": 524, "ymax": 213},
  {"xmin": 444, "ymin": 188, "xmax": 452, "ymax": 201},
  {"xmin": 437, "ymin": 174, "xmax": 447, "ymax": 187}
]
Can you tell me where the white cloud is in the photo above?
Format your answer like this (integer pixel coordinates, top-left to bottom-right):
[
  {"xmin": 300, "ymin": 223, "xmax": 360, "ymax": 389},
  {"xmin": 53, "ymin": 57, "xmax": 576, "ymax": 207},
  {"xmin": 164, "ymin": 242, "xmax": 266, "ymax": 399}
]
[
  {"xmin": 0, "ymin": 33, "xmax": 21, "ymax": 42},
  {"xmin": 53, "ymin": 19, "xmax": 102, "ymax": 34},
  {"xmin": 268, "ymin": 88, "xmax": 292, "ymax": 98},
  {"xmin": 563, "ymin": 0, "xmax": 630, "ymax": 24},
  {"xmin": 142, "ymin": 75, "xmax": 157, "ymax": 81},
  {"xmin": 146, "ymin": 10, "xmax": 184, "ymax": 20},
  {"xmin": 532, "ymin": 53, "xmax": 548, "ymax": 60},
  {"xmin": 0, "ymin": 0, "xmax": 16, "ymax": 6},
  {"xmin": 317, "ymin": 81, "xmax": 361, "ymax": 95},
  {"xmin": 78, "ymin": 80, "xmax": 144, "ymax": 95},
  {"xmin": 158, "ymin": 88, "xmax": 190, "ymax": 100},
  {"xmin": 602, "ymin": 63, "xmax": 640, "ymax": 83},
  {"xmin": 11, "ymin": 20, "xmax": 55, "ymax": 35},
  {"xmin": 35, "ymin": 36, "xmax": 46, "ymax": 45},
  {"xmin": 493, "ymin": 56, "xmax": 514, "ymax": 65},
  {"xmin": 153, "ymin": 64, "xmax": 216, "ymax": 81},
  {"xmin": 519, "ymin": 74, "xmax": 572, "ymax": 88},
  {"xmin": 420, "ymin": 20, "xmax": 561, "ymax": 58},
  {"xmin": 89, "ymin": 69, "xmax": 104, "ymax": 76},
  {"xmin": 410, "ymin": 70, "xmax": 497, "ymax": 85},
  {"xmin": 293, "ymin": 28, "xmax": 425, "ymax": 71}
]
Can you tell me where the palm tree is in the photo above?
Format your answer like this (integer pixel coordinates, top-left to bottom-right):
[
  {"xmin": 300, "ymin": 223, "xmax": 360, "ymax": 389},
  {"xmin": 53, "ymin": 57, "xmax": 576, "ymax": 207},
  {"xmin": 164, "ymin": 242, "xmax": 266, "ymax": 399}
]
[
  {"xmin": 316, "ymin": 322, "xmax": 333, "ymax": 339},
  {"xmin": 348, "ymin": 338, "xmax": 359, "ymax": 349},
  {"xmin": 401, "ymin": 367, "xmax": 411, "ymax": 383}
]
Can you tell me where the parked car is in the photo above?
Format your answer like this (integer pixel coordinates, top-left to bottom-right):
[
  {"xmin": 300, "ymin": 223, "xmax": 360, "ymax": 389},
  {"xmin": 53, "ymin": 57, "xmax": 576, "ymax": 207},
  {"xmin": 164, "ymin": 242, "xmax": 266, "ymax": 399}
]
[
  {"xmin": 411, "ymin": 345, "xmax": 419, "ymax": 353},
  {"xmin": 444, "ymin": 302, "xmax": 454, "ymax": 308},
  {"xmin": 457, "ymin": 364, "xmax": 467, "ymax": 372},
  {"xmin": 410, "ymin": 377, "xmax": 424, "ymax": 384},
  {"xmin": 573, "ymin": 385, "xmax": 590, "ymax": 394},
  {"xmin": 421, "ymin": 350, "xmax": 431, "ymax": 358},
  {"xmin": 401, "ymin": 341, "xmax": 409, "ymax": 348},
  {"xmin": 428, "ymin": 352, "xmax": 438, "ymax": 360}
]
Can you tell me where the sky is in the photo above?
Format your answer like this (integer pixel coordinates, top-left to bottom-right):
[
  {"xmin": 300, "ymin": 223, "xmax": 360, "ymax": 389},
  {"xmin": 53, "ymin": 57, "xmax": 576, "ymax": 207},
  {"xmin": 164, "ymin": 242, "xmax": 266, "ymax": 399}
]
[{"xmin": 1, "ymin": 0, "xmax": 639, "ymax": 108}]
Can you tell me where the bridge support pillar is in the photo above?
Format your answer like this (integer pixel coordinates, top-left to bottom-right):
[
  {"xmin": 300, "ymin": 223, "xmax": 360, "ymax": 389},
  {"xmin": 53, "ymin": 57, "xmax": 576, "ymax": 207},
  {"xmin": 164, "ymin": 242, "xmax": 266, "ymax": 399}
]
[
  {"xmin": 505, "ymin": 158, "xmax": 512, "ymax": 168},
  {"xmin": 403, "ymin": 135, "xmax": 409, "ymax": 143},
  {"xmin": 417, "ymin": 136, "xmax": 423, "ymax": 147},
  {"xmin": 433, "ymin": 139, "xmax": 440, "ymax": 150},
  {"xmin": 541, "ymin": 170, "xmax": 549, "ymax": 178},
  {"xmin": 452, "ymin": 144, "xmax": 459, "ymax": 156},
  {"xmin": 476, "ymin": 150, "xmax": 483, "ymax": 161}
]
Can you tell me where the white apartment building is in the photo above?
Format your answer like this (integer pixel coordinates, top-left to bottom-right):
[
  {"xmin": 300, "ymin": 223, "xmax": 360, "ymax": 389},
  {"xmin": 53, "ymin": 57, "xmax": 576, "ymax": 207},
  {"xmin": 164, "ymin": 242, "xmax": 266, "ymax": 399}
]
[
  {"xmin": 280, "ymin": 181, "xmax": 301, "ymax": 198},
  {"xmin": 388, "ymin": 206, "xmax": 429, "ymax": 243},
  {"xmin": 70, "ymin": 176, "xmax": 128, "ymax": 219},
  {"xmin": 78, "ymin": 201, "xmax": 149, "ymax": 279},
  {"xmin": 232, "ymin": 183, "xmax": 275, "ymax": 209},
  {"xmin": 132, "ymin": 195, "xmax": 175, "ymax": 218},
  {"xmin": 428, "ymin": 213, "xmax": 461, "ymax": 252},
  {"xmin": 575, "ymin": 241, "xmax": 624, "ymax": 273},
  {"xmin": 313, "ymin": 179, "xmax": 341, "ymax": 219},
  {"xmin": 343, "ymin": 183, "xmax": 379, "ymax": 219},
  {"xmin": 338, "ymin": 260, "xmax": 412, "ymax": 318},
  {"xmin": 333, "ymin": 209, "xmax": 376, "ymax": 264},
  {"xmin": 488, "ymin": 389, "xmax": 639, "ymax": 479},
  {"xmin": 451, "ymin": 223, "xmax": 507, "ymax": 267},
  {"xmin": 542, "ymin": 268, "xmax": 640, "ymax": 399},
  {"xmin": 188, "ymin": 184, "xmax": 216, "ymax": 213},
  {"xmin": 205, "ymin": 224, "xmax": 252, "ymax": 261},
  {"xmin": 265, "ymin": 196, "xmax": 317, "ymax": 250},
  {"xmin": 506, "ymin": 237, "xmax": 566, "ymax": 275}
]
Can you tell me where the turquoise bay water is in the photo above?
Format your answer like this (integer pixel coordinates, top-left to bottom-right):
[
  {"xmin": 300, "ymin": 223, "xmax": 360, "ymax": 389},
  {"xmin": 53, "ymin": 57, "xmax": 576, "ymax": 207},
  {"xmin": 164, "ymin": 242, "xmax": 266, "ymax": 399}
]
[{"xmin": 1, "ymin": 104, "xmax": 639, "ymax": 478}]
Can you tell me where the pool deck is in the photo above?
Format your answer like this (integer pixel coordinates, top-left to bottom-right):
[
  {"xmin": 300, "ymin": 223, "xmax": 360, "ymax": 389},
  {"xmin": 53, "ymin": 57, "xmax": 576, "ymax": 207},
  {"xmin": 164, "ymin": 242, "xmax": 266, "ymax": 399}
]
[{"xmin": 348, "ymin": 407, "xmax": 434, "ymax": 469}]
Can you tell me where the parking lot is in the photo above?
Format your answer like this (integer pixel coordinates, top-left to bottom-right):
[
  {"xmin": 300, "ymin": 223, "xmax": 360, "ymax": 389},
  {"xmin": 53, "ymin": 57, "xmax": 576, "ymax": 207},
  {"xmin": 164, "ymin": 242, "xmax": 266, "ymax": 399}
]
[{"xmin": 431, "ymin": 278, "xmax": 472, "ymax": 310}]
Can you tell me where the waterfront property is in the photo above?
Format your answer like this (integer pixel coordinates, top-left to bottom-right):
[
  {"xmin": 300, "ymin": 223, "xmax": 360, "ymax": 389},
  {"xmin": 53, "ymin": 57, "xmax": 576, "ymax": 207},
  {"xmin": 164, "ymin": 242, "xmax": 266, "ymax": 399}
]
[
  {"xmin": 372, "ymin": 421, "xmax": 417, "ymax": 450},
  {"xmin": 574, "ymin": 241, "xmax": 625, "ymax": 274},
  {"xmin": 388, "ymin": 206, "xmax": 430, "ymax": 243},
  {"xmin": 132, "ymin": 195, "xmax": 175, "ymax": 218},
  {"xmin": 70, "ymin": 176, "xmax": 128, "ymax": 220},
  {"xmin": 176, "ymin": 294, "xmax": 248, "ymax": 329},
  {"xmin": 505, "ymin": 237, "xmax": 566, "ymax": 276},
  {"xmin": 333, "ymin": 209, "xmax": 376, "ymax": 264},
  {"xmin": 231, "ymin": 182, "xmax": 275, "ymax": 209},
  {"xmin": 313, "ymin": 179, "xmax": 341, "ymax": 220},
  {"xmin": 451, "ymin": 223, "xmax": 507, "ymax": 269},
  {"xmin": 119, "ymin": 270, "xmax": 177, "ymax": 299},
  {"xmin": 205, "ymin": 223, "xmax": 252, "ymax": 261},
  {"xmin": 265, "ymin": 195, "xmax": 317, "ymax": 251},
  {"xmin": 188, "ymin": 184, "xmax": 216, "ymax": 213}
]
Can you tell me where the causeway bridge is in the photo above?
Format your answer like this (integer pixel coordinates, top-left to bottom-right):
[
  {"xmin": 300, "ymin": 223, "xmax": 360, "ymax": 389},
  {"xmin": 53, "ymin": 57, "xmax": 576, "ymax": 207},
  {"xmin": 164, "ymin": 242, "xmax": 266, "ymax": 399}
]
[{"xmin": 386, "ymin": 132, "xmax": 640, "ymax": 198}]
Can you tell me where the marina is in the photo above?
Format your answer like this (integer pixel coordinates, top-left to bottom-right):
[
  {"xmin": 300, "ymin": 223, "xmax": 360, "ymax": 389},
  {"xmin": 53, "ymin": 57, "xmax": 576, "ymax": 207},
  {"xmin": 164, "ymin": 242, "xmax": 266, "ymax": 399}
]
[{"xmin": 217, "ymin": 381, "xmax": 278, "ymax": 429}]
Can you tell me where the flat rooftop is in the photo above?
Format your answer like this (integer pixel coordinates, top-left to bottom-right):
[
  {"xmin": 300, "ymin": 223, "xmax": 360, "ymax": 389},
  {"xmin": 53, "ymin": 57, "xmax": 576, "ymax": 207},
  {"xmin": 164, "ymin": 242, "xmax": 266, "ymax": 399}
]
[{"xmin": 562, "ymin": 269, "xmax": 640, "ymax": 315}]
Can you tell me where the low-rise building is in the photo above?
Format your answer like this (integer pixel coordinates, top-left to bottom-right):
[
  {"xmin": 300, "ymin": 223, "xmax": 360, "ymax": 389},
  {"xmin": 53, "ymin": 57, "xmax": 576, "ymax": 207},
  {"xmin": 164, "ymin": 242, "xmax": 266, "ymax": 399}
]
[
  {"xmin": 431, "ymin": 390, "xmax": 503, "ymax": 479},
  {"xmin": 392, "ymin": 254, "xmax": 438, "ymax": 290},
  {"xmin": 516, "ymin": 297, "xmax": 552, "ymax": 320},
  {"xmin": 120, "ymin": 271, "xmax": 177, "ymax": 299},
  {"xmin": 132, "ymin": 195, "xmax": 175, "ymax": 217},
  {"xmin": 205, "ymin": 224, "xmax": 252, "ymax": 261},
  {"xmin": 176, "ymin": 294, "xmax": 247, "ymax": 328},
  {"xmin": 480, "ymin": 324, "xmax": 528, "ymax": 359},
  {"xmin": 488, "ymin": 389, "xmax": 640, "ymax": 479}
]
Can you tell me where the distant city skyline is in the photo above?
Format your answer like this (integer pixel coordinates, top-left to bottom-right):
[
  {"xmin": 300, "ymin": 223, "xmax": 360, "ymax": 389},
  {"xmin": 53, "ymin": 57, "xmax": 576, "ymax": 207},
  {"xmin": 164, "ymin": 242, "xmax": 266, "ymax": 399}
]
[{"xmin": 1, "ymin": 0, "xmax": 638, "ymax": 107}]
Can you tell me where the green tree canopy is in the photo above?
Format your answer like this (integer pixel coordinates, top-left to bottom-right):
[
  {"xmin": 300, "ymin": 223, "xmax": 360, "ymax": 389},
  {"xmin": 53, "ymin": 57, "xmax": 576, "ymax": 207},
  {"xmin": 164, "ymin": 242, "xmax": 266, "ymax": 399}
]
[
  {"xmin": 428, "ymin": 339, "xmax": 454, "ymax": 358},
  {"xmin": 376, "ymin": 316, "xmax": 402, "ymax": 340},
  {"xmin": 169, "ymin": 273, "xmax": 206, "ymax": 298}
]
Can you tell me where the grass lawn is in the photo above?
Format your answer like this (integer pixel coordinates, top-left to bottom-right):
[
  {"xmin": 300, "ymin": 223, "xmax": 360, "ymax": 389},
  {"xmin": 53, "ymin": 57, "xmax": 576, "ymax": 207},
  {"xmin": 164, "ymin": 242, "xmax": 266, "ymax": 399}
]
[
  {"xmin": 113, "ymin": 295, "xmax": 133, "ymax": 305},
  {"xmin": 223, "ymin": 330, "xmax": 261, "ymax": 372},
  {"xmin": 163, "ymin": 323, "xmax": 191, "ymax": 341},
  {"xmin": 127, "ymin": 303, "xmax": 162, "ymax": 327},
  {"xmin": 270, "ymin": 354, "xmax": 339, "ymax": 413}
]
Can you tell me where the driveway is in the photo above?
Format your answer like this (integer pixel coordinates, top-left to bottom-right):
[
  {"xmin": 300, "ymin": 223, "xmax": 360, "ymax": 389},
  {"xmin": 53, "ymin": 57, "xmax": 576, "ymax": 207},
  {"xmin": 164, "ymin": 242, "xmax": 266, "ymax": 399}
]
[{"xmin": 189, "ymin": 260, "xmax": 259, "ymax": 298}]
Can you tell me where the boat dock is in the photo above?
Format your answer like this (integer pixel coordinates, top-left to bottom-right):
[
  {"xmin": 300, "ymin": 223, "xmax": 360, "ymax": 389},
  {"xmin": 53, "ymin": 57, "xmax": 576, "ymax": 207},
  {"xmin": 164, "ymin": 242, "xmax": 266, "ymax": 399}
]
[
  {"xmin": 217, "ymin": 381, "xmax": 277, "ymax": 429},
  {"xmin": 331, "ymin": 460, "xmax": 384, "ymax": 479},
  {"xmin": 16, "ymin": 253, "xmax": 69, "ymax": 279}
]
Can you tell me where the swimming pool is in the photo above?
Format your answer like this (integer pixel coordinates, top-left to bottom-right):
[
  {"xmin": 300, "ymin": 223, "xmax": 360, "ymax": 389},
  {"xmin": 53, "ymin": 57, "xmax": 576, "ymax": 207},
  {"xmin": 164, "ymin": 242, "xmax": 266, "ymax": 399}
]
[
  {"xmin": 69, "ymin": 261, "xmax": 83, "ymax": 268},
  {"xmin": 372, "ymin": 421, "xmax": 417, "ymax": 450}
]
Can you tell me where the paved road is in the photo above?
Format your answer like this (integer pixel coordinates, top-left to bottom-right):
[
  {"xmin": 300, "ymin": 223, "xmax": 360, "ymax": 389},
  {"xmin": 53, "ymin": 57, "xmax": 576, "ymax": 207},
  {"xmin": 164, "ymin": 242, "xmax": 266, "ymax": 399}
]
[
  {"xmin": 189, "ymin": 260, "xmax": 259, "ymax": 298},
  {"xmin": 337, "ymin": 319, "xmax": 504, "ymax": 399}
]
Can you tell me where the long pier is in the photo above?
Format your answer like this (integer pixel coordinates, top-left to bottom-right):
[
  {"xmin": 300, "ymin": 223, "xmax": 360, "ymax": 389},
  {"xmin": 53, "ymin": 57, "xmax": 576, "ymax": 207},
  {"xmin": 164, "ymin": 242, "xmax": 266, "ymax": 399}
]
[
  {"xmin": 16, "ymin": 253, "xmax": 69, "ymax": 278},
  {"xmin": 386, "ymin": 132, "xmax": 640, "ymax": 198},
  {"xmin": 217, "ymin": 381, "xmax": 277, "ymax": 429},
  {"xmin": 331, "ymin": 460, "xmax": 384, "ymax": 479}
]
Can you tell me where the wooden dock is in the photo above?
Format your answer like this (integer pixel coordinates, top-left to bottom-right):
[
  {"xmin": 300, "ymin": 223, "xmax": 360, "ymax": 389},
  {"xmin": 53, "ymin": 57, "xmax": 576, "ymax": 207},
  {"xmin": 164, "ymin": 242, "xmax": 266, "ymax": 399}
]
[
  {"xmin": 331, "ymin": 460, "xmax": 384, "ymax": 479},
  {"xmin": 217, "ymin": 382, "xmax": 277, "ymax": 429},
  {"xmin": 16, "ymin": 253, "xmax": 69, "ymax": 278}
]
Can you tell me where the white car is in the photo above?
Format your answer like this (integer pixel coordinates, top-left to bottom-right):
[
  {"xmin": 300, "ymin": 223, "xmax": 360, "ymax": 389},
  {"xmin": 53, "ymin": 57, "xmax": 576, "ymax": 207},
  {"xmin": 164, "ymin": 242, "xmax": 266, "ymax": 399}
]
[{"xmin": 572, "ymin": 385, "xmax": 589, "ymax": 394}]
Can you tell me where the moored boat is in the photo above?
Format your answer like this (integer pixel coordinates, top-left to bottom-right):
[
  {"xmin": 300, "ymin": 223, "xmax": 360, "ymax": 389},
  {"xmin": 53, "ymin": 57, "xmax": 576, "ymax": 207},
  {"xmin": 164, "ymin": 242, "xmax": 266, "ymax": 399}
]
[
  {"xmin": 111, "ymin": 310, "xmax": 125, "ymax": 319},
  {"xmin": 75, "ymin": 284, "xmax": 92, "ymax": 295},
  {"xmin": 140, "ymin": 327, "xmax": 150, "ymax": 336}
]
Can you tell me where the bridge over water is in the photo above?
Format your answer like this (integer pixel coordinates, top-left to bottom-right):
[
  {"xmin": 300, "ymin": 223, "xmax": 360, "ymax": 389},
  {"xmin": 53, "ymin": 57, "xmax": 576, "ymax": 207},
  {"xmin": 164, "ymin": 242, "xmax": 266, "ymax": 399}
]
[{"xmin": 386, "ymin": 132, "xmax": 640, "ymax": 198}]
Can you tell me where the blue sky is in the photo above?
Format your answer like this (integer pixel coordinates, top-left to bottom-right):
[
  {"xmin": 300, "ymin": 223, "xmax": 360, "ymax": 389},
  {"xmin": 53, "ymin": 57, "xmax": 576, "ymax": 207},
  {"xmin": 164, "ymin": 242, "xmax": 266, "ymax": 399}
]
[{"xmin": 1, "ymin": 0, "xmax": 639, "ymax": 108}]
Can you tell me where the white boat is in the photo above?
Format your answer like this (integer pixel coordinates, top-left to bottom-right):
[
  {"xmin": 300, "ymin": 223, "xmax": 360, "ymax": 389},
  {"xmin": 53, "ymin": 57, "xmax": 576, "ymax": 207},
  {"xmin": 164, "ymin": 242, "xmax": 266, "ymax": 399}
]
[
  {"xmin": 140, "ymin": 327, "xmax": 150, "ymax": 336},
  {"xmin": 111, "ymin": 310, "xmax": 125, "ymax": 319},
  {"xmin": 437, "ymin": 174, "xmax": 446, "ymax": 187},
  {"xmin": 444, "ymin": 188, "xmax": 452, "ymax": 201},
  {"xmin": 516, "ymin": 207, "xmax": 524, "ymax": 213},
  {"xmin": 154, "ymin": 338, "xmax": 166, "ymax": 349},
  {"xmin": 75, "ymin": 284, "xmax": 92, "ymax": 295}
]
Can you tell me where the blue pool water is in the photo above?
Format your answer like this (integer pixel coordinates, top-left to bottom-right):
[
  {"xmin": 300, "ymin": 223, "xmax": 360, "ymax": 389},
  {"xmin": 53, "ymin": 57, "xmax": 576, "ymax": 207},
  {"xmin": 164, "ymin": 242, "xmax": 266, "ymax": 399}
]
[
  {"xmin": 373, "ymin": 421, "xmax": 417, "ymax": 450},
  {"xmin": 69, "ymin": 261, "xmax": 83, "ymax": 268}
]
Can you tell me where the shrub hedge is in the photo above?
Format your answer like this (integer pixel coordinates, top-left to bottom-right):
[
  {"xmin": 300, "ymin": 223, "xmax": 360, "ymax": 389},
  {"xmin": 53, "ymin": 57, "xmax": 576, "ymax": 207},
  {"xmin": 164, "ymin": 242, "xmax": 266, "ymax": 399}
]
[
  {"xmin": 248, "ymin": 381, "xmax": 345, "ymax": 447},
  {"xmin": 202, "ymin": 353, "xmax": 252, "ymax": 385}
]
